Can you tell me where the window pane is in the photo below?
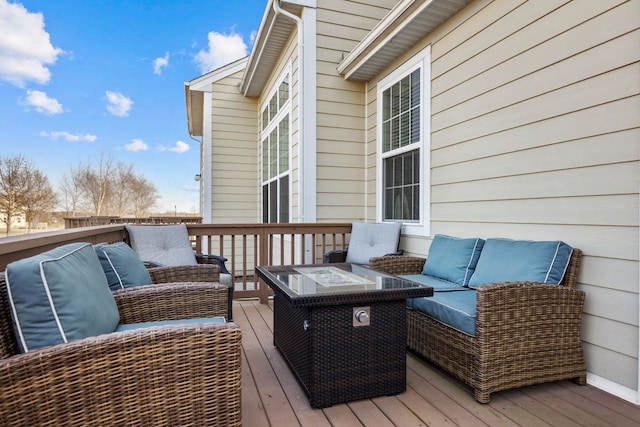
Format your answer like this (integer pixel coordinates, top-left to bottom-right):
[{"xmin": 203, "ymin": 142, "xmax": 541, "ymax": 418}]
[
  {"xmin": 279, "ymin": 176, "xmax": 289, "ymax": 223},
  {"xmin": 262, "ymin": 184, "xmax": 269, "ymax": 223},
  {"xmin": 269, "ymin": 93, "xmax": 278, "ymax": 121},
  {"xmin": 383, "ymin": 149, "xmax": 420, "ymax": 222},
  {"xmin": 382, "ymin": 68, "xmax": 421, "ymax": 153},
  {"xmin": 279, "ymin": 74, "xmax": 289, "ymax": 108},
  {"xmin": 262, "ymin": 108, "xmax": 269, "ymax": 130},
  {"xmin": 269, "ymin": 128, "xmax": 277, "ymax": 179},
  {"xmin": 262, "ymin": 138, "xmax": 269, "ymax": 181},
  {"xmin": 269, "ymin": 180, "xmax": 278, "ymax": 223},
  {"xmin": 279, "ymin": 119, "xmax": 289, "ymax": 174}
]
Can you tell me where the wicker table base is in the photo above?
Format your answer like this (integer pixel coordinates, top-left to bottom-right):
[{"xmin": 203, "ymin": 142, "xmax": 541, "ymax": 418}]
[{"xmin": 274, "ymin": 293, "xmax": 406, "ymax": 408}]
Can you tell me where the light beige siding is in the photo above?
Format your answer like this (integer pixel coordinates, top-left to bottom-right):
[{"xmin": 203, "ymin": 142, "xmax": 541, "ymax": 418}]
[
  {"xmin": 367, "ymin": 0, "xmax": 640, "ymax": 395},
  {"xmin": 315, "ymin": 0, "xmax": 398, "ymax": 222},
  {"xmin": 210, "ymin": 70, "xmax": 259, "ymax": 223}
]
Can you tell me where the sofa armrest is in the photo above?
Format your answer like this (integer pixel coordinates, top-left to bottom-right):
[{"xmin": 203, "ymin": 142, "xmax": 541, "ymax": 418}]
[
  {"xmin": 324, "ymin": 249, "xmax": 348, "ymax": 263},
  {"xmin": 0, "ymin": 322, "xmax": 242, "ymax": 426},
  {"xmin": 369, "ymin": 255, "xmax": 426, "ymax": 275},
  {"xmin": 196, "ymin": 254, "xmax": 231, "ymax": 275},
  {"xmin": 475, "ymin": 281, "xmax": 586, "ymax": 379},
  {"xmin": 114, "ymin": 282, "xmax": 230, "ymax": 323},
  {"xmin": 148, "ymin": 264, "xmax": 220, "ymax": 284}
]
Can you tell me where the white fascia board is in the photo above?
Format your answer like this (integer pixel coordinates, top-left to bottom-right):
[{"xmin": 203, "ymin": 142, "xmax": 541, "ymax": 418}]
[
  {"xmin": 283, "ymin": 0, "xmax": 316, "ymax": 7},
  {"xmin": 189, "ymin": 57, "xmax": 249, "ymax": 92}
]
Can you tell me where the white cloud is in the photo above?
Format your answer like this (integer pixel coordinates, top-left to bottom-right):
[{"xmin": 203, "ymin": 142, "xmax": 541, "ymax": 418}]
[
  {"xmin": 40, "ymin": 131, "xmax": 97, "ymax": 142},
  {"xmin": 153, "ymin": 51, "xmax": 170, "ymax": 75},
  {"xmin": 105, "ymin": 90, "xmax": 133, "ymax": 117},
  {"xmin": 159, "ymin": 140, "xmax": 190, "ymax": 154},
  {"xmin": 21, "ymin": 90, "xmax": 63, "ymax": 115},
  {"xmin": 194, "ymin": 30, "xmax": 247, "ymax": 73},
  {"xmin": 125, "ymin": 138, "xmax": 148, "ymax": 152},
  {"xmin": 0, "ymin": 0, "xmax": 64, "ymax": 87}
]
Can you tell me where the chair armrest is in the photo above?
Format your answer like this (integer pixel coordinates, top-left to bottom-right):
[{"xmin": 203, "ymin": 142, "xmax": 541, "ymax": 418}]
[
  {"xmin": 324, "ymin": 249, "xmax": 347, "ymax": 263},
  {"xmin": 0, "ymin": 322, "xmax": 242, "ymax": 427},
  {"xmin": 369, "ymin": 255, "xmax": 426, "ymax": 275},
  {"xmin": 148, "ymin": 264, "xmax": 220, "ymax": 284},
  {"xmin": 114, "ymin": 282, "xmax": 230, "ymax": 323},
  {"xmin": 475, "ymin": 281, "xmax": 585, "ymax": 359},
  {"xmin": 196, "ymin": 254, "xmax": 231, "ymax": 275}
]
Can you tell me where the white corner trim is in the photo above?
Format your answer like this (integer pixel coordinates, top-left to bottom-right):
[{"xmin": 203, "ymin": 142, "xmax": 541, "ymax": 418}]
[{"xmin": 587, "ymin": 372, "xmax": 640, "ymax": 405}]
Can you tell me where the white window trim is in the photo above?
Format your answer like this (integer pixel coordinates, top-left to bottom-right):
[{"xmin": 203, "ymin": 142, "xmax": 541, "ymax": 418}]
[
  {"xmin": 260, "ymin": 65, "xmax": 292, "ymax": 223},
  {"xmin": 376, "ymin": 45, "xmax": 431, "ymax": 237}
]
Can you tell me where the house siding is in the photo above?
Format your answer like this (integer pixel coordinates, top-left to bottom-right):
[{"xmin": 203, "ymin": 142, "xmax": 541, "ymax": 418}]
[
  {"xmin": 366, "ymin": 0, "xmax": 639, "ymax": 395},
  {"xmin": 315, "ymin": 0, "xmax": 398, "ymax": 222},
  {"xmin": 209, "ymin": 70, "xmax": 259, "ymax": 223}
]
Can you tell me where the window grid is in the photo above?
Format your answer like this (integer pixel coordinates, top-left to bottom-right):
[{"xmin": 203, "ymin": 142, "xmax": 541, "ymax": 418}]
[{"xmin": 261, "ymin": 72, "xmax": 291, "ymax": 223}]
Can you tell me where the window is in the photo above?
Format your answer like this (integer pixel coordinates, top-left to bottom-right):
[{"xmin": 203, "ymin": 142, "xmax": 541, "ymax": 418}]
[
  {"xmin": 261, "ymin": 72, "xmax": 290, "ymax": 223},
  {"xmin": 377, "ymin": 46, "xmax": 430, "ymax": 235}
]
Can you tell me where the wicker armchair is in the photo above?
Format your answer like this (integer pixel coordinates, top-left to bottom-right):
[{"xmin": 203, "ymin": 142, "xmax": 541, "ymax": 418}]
[
  {"xmin": 125, "ymin": 224, "xmax": 234, "ymax": 320},
  {"xmin": 369, "ymin": 249, "xmax": 586, "ymax": 403},
  {"xmin": 0, "ymin": 273, "xmax": 242, "ymax": 426}
]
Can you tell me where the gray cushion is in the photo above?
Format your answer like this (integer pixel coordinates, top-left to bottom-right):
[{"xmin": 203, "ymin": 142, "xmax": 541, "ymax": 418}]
[
  {"xmin": 126, "ymin": 224, "xmax": 197, "ymax": 266},
  {"xmin": 5, "ymin": 242, "xmax": 120, "ymax": 353},
  {"xmin": 468, "ymin": 238, "xmax": 573, "ymax": 289},
  {"xmin": 345, "ymin": 222, "xmax": 402, "ymax": 265},
  {"xmin": 94, "ymin": 242, "xmax": 152, "ymax": 291},
  {"xmin": 422, "ymin": 235, "xmax": 485, "ymax": 286}
]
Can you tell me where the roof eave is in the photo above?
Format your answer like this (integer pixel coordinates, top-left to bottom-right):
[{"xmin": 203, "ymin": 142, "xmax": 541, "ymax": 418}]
[
  {"xmin": 337, "ymin": 0, "xmax": 472, "ymax": 81},
  {"xmin": 239, "ymin": 0, "xmax": 303, "ymax": 97}
]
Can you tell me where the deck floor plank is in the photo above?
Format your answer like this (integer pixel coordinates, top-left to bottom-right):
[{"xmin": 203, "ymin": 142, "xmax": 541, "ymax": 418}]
[{"xmin": 234, "ymin": 299, "xmax": 640, "ymax": 426}]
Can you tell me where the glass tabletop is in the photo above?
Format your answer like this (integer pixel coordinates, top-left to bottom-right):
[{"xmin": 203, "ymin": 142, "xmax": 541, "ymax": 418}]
[{"xmin": 256, "ymin": 263, "xmax": 432, "ymax": 304}]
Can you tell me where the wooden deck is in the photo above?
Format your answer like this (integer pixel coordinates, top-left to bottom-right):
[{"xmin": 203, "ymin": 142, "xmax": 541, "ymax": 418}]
[{"xmin": 234, "ymin": 299, "xmax": 640, "ymax": 427}]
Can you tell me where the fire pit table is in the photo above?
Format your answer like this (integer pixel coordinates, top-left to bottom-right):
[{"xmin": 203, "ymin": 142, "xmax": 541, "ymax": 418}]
[{"xmin": 255, "ymin": 263, "xmax": 433, "ymax": 408}]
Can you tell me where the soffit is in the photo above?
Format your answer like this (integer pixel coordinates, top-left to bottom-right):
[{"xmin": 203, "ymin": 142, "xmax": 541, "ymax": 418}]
[
  {"xmin": 240, "ymin": 0, "xmax": 303, "ymax": 98},
  {"xmin": 338, "ymin": 0, "xmax": 472, "ymax": 81}
]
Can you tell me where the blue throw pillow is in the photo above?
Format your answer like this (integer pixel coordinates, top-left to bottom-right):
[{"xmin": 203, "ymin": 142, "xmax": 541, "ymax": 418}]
[
  {"xmin": 5, "ymin": 242, "xmax": 120, "ymax": 353},
  {"xmin": 422, "ymin": 235, "xmax": 485, "ymax": 286},
  {"xmin": 94, "ymin": 242, "xmax": 152, "ymax": 291},
  {"xmin": 468, "ymin": 238, "xmax": 573, "ymax": 288}
]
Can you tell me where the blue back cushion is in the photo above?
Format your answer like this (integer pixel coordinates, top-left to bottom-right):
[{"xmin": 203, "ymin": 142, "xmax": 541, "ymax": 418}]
[
  {"xmin": 94, "ymin": 242, "xmax": 152, "ymax": 291},
  {"xmin": 5, "ymin": 243, "xmax": 120, "ymax": 353},
  {"xmin": 422, "ymin": 235, "xmax": 485, "ymax": 286},
  {"xmin": 468, "ymin": 238, "xmax": 573, "ymax": 288}
]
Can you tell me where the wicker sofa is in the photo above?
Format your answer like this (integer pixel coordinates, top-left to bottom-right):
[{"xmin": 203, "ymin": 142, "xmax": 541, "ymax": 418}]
[
  {"xmin": 370, "ymin": 235, "xmax": 587, "ymax": 403},
  {"xmin": 0, "ymin": 243, "xmax": 242, "ymax": 426}
]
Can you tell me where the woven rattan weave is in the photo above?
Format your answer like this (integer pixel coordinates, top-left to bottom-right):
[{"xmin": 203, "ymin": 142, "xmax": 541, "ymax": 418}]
[
  {"xmin": 0, "ymin": 273, "xmax": 242, "ymax": 426},
  {"xmin": 257, "ymin": 263, "xmax": 432, "ymax": 408},
  {"xmin": 369, "ymin": 249, "xmax": 586, "ymax": 403}
]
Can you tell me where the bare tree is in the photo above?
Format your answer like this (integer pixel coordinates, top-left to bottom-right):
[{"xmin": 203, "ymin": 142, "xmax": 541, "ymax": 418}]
[
  {"xmin": 23, "ymin": 169, "xmax": 57, "ymax": 232},
  {"xmin": 75, "ymin": 155, "xmax": 115, "ymax": 216},
  {"xmin": 129, "ymin": 174, "xmax": 159, "ymax": 217},
  {"xmin": 110, "ymin": 162, "xmax": 134, "ymax": 216},
  {"xmin": 58, "ymin": 168, "xmax": 84, "ymax": 216},
  {"xmin": 0, "ymin": 155, "xmax": 55, "ymax": 235}
]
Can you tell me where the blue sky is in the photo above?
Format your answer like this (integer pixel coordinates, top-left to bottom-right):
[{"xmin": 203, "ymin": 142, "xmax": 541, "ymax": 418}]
[{"xmin": 0, "ymin": 0, "xmax": 266, "ymax": 213}]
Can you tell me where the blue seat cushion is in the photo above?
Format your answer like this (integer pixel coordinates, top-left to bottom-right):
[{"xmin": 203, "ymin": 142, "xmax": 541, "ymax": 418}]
[
  {"xmin": 401, "ymin": 274, "xmax": 470, "ymax": 291},
  {"xmin": 468, "ymin": 239, "xmax": 573, "ymax": 289},
  {"xmin": 94, "ymin": 242, "xmax": 152, "ymax": 291},
  {"xmin": 6, "ymin": 242, "xmax": 120, "ymax": 353},
  {"xmin": 116, "ymin": 316, "xmax": 226, "ymax": 332},
  {"xmin": 410, "ymin": 289, "xmax": 477, "ymax": 336},
  {"xmin": 422, "ymin": 235, "xmax": 484, "ymax": 286}
]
